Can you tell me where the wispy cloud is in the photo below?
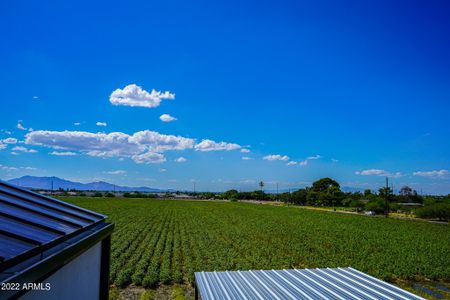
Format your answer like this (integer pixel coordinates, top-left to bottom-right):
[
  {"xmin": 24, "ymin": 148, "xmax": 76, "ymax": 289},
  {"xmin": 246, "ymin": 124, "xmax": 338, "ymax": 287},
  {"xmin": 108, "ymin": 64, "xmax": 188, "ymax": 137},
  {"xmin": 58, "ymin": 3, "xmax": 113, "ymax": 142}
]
[
  {"xmin": 0, "ymin": 164, "xmax": 35, "ymax": 171},
  {"xmin": 285, "ymin": 154, "xmax": 321, "ymax": 166},
  {"xmin": 0, "ymin": 164, "xmax": 18, "ymax": 171},
  {"xmin": 12, "ymin": 146, "xmax": 37, "ymax": 153},
  {"xmin": 2, "ymin": 138, "xmax": 17, "ymax": 144},
  {"xmin": 413, "ymin": 170, "xmax": 449, "ymax": 178},
  {"xmin": 132, "ymin": 152, "xmax": 166, "ymax": 164},
  {"xmin": 307, "ymin": 154, "xmax": 322, "ymax": 160},
  {"xmin": 175, "ymin": 157, "xmax": 187, "ymax": 163},
  {"xmin": 242, "ymin": 156, "xmax": 252, "ymax": 160},
  {"xmin": 160, "ymin": 114, "xmax": 177, "ymax": 122},
  {"xmin": 263, "ymin": 154, "xmax": 289, "ymax": 161},
  {"xmin": 17, "ymin": 120, "xmax": 27, "ymax": 131},
  {"xmin": 355, "ymin": 169, "xmax": 402, "ymax": 178},
  {"xmin": 110, "ymin": 84, "xmax": 175, "ymax": 108},
  {"xmin": 104, "ymin": 170, "xmax": 126, "ymax": 175},
  {"xmin": 49, "ymin": 151, "xmax": 78, "ymax": 156},
  {"xmin": 96, "ymin": 121, "xmax": 107, "ymax": 127},
  {"xmin": 240, "ymin": 148, "xmax": 250, "ymax": 153},
  {"xmin": 195, "ymin": 139, "xmax": 241, "ymax": 152},
  {"xmin": 22, "ymin": 166, "xmax": 37, "ymax": 170},
  {"xmin": 74, "ymin": 122, "xmax": 81, "ymax": 126}
]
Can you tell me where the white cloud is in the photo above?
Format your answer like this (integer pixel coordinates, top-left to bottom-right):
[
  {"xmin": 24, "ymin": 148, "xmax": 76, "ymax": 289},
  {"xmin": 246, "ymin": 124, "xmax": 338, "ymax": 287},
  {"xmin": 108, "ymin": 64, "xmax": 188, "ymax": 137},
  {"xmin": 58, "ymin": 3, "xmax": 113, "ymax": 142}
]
[
  {"xmin": 263, "ymin": 154, "xmax": 289, "ymax": 161},
  {"xmin": 355, "ymin": 169, "xmax": 402, "ymax": 178},
  {"xmin": 159, "ymin": 168, "xmax": 167, "ymax": 172},
  {"xmin": 175, "ymin": 157, "xmax": 187, "ymax": 163},
  {"xmin": 0, "ymin": 143, "xmax": 6, "ymax": 150},
  {"xmin": 74, "ymin": 122, "xmax": 81, "ymax": 126},
  {"xmin": 195, "ymin": 139, "xmax": 241, "ymax": 152},
  {"xmin": 2, "ymin": 138, "xmax": 17, "ymax": 144},
  {"xmin": 25, "ymin": 129, "xmax": 243, "ymax": 163},
  {"xmin": 0, "ymin": 164, "xmax": 18, "ymax": 171},
  {"xmin": 240, "ymin": 179, "xmax": 256, "ymax": 184},
  {"xmin": 49, "ymin": 151, "xmax": 78, "ymax": 156},
  {"xmin": 26, "ymin": 130, "xmax": 145, "ymax": 157},
  {"xmin": 17, "ymin": 121, "xmax": 27, "ymax": 131},
  {"xmin": 287, "ymin": 161, "xmax": 297, "ymax": 166},
  {"xmin": 110, "ymin": 84, "xmax": 175, "ymax": 108},
  {"xmin": 26, "ymin": 129, "xmax": 193, "ymax": 156},
  {"xmin": 240, "ymin": 148, "xmax": 250, "ymax": 153},
  {"xmin": 132, "ymin": 152, "xmax": 166, "ymax": 164},
  {"xmin": 105, "ymin": 170, "xmax": 126, "ymax": 175},
  {"xmin": 33, "ymin": 96, "xmax": 39, "ymax": 99},
  {"xmin": 160, "ymin": 114, "xmax": 177, "ymax": 122},
  {"xmin": 307, "ymin": 154, "xmax": 322, "ymax": 160},
  {"xmin": 1, "ymin": 129, "xmax": 12, "ymax": 135},
  {"xmin": 22, "ymin": 166, "xmax": 37, "ymax": 170},
  {"xmin": 331, "ymin": 158, "xmax": 339, "ymax": 163},
  {"xmin": 12, "ymin": 146, "xmax": 37, "ymax": 153},
  {"xmin": 413, "ymin": 170, "xmax": 449, "ymax": 178},
  {"xmin": 299, "ymin": 160, "xmax": 308, "ymax": 166},
  {"xmin": 132, "ymin": 130, "xmax": 195, "ymax": 152},
  {"xmin": 96, "ymin": 122, "xmax": 107, "ymax": 127},
  {"xmin": 242, "ymin": 156, "xmax": 252, "ymax": 160}
]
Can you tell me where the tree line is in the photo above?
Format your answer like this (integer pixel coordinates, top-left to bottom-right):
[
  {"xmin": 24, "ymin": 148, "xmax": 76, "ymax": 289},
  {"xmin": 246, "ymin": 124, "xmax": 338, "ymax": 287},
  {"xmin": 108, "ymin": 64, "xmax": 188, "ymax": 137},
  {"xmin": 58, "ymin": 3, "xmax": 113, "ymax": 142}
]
[{"xmin": 219, "ymin": 177, "xmax": 450, "ymax": 221}]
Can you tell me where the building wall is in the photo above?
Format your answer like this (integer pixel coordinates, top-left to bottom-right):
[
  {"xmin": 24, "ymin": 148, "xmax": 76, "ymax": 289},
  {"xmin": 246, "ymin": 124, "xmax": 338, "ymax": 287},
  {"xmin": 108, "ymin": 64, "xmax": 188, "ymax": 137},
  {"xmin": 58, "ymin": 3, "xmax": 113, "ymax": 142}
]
[{"xmin": 20, "ymin": 242, "xmax": 102, "ymax": 300}]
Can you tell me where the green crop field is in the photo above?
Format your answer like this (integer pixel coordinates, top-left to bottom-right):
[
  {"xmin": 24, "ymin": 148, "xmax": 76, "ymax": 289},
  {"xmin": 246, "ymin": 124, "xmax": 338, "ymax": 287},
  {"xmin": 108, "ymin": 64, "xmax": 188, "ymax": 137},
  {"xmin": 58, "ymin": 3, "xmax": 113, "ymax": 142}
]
[{"xmin": 63, "ymin": 197, "xmax": 450, "ymax": 289}]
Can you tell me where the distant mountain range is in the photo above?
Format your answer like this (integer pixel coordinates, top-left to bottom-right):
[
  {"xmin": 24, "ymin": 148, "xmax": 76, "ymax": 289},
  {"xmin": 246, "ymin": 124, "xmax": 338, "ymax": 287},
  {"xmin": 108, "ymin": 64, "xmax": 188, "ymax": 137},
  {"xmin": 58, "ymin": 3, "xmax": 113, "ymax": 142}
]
[
  {"xmin": 4, "ymin": 175, "xmax": 366, "ymax": 194},
  {"xmin": 6, "ymin": 176, "xmax": 169, "ymax": 192}
]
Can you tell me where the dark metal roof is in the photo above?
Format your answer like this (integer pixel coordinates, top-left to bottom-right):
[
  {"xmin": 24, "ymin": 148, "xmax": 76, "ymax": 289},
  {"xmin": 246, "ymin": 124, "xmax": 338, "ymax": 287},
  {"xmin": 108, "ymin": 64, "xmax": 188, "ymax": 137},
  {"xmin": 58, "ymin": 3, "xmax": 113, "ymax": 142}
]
[
  {"xmin": 195, "ymin": 267, "xmax": 425, "ymax": 300},
  {"xmin": 0, "ymin": 180, "xmax": 106, "ymax": 272}
]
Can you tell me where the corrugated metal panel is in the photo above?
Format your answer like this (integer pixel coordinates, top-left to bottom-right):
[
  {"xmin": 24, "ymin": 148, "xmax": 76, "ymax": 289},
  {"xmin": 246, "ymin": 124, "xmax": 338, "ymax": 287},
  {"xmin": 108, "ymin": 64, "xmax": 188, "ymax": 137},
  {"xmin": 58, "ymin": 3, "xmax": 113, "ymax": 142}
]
[
  {"xmin": 195, "ymin": 267, "xmax": 425, "ymax": 300},
  {"xmin": 0, "ymin": 180, "xmax": 106, "ymax": 271}
]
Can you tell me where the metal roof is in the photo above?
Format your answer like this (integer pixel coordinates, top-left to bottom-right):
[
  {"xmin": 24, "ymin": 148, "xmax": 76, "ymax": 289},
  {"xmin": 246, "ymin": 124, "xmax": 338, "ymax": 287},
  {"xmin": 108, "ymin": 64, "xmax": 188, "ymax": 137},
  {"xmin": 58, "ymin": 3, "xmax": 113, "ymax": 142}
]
[
  {"xmin": 195, "ymin": 267, "xmax": 425, "ymax": 300},
  {"xmin": 0, "ymin": 180, "xmax": 106, "ymax": 272}
]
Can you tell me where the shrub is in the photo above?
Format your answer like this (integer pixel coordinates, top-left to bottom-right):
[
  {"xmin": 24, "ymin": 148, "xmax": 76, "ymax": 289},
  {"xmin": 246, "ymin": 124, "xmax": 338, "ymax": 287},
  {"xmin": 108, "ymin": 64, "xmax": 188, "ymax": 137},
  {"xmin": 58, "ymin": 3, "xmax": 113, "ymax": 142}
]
[
  {"xmin": 350, "ymin": 200, "xmax": 365, "ymax": 212},
  {"xmin": 365, "ymin": 199, "xmax": 387, "ymax": 214},
  {"xmin": 416, "ymin": 203, "xmax": 450, "ymax": 221}
]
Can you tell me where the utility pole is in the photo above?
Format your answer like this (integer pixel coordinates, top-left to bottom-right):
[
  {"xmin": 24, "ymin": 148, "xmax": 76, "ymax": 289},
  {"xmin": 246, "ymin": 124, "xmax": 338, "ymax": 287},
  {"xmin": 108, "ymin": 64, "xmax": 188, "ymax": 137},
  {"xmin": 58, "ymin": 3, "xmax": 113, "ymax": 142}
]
[
  {"xmin": 385, "ymin": 177, "xmax": 389, "ymax": 218},
  {"xmin": 276, "ymin": 183, "xmax": 279, "ymax": 201},
  {"xmin": 51, "ymin": 180, "xmax": 54, "ymax": 195}
]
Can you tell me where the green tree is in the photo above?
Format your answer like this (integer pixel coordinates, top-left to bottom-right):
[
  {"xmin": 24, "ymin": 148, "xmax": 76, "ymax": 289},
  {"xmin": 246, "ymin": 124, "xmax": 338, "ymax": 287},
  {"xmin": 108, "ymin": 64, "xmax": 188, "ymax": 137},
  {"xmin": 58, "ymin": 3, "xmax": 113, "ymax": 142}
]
[
  {"xmin": 311, "ymin": 178, "xmax": 340, "ymax": 193},
  {"xmin": 350, "ymin": 200, "xmax": 365, "ymax": 212},
  {"xmin": 291, "ymin": 189, "xmax": 307, "ymax": 205},
  {"xmin": 416, "ymin": 203, "xmax": 450, "ymax": 221},
  {"xmin": 364, "ymin": 189, "xmax": 372, "ymax": 197},
  {"xmin": 223, "ymin": 189, "xmax": 239, "ymax": 200}
]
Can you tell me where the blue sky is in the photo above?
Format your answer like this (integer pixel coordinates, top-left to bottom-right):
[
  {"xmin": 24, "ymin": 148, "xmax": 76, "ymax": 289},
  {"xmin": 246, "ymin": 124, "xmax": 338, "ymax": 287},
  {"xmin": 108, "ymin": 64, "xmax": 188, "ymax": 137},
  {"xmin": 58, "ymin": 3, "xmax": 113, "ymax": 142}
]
[{"xmin": 0, "ymin": 0, "xmax": 449, "ymax": 193}]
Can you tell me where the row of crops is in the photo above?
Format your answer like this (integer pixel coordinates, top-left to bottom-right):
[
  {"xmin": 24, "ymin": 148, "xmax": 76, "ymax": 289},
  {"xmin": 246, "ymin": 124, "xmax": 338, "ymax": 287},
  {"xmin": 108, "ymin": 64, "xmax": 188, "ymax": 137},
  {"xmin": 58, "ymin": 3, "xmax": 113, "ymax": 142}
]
[{"xmin": 65, "ymin": 197, "xmax": 450, "ymax": 288}]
